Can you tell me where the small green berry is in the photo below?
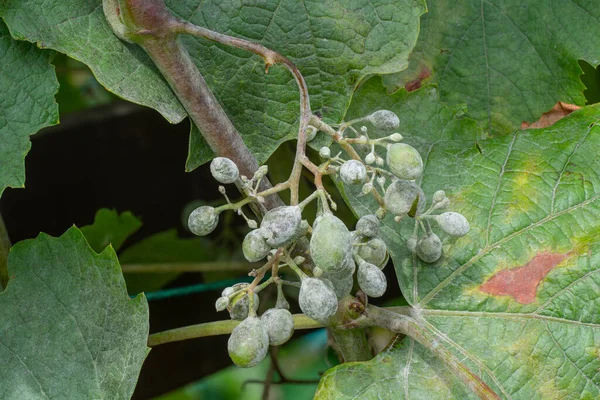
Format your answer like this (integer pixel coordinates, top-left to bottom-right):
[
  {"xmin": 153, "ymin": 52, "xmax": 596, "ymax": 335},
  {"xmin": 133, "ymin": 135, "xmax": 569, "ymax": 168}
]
[
  {"xmin": 242, "ymin": 229, "xmax": 271, "ymax": 262},
  {"xmin": 298, "ymin": 278, "xmax": 338, "ymax": 322},
  {"xmin": 227, "ymin": 316, "xmax": 269, "ymax": 367},
  {"xmin": 435, "ymin": 212, "xmax": 470, "ymax": 237},
  {"xmin": 416, "ymin": 233, "xmax": 442, "ymax": 263},
  {"xmin": 261, "ymin": 308, "xmax": 294, "ymax": 346},
  {"xmin": 356, "ymin": 214, "xmax": 380, "ymax": 237},
  {"xmin": 384, "ymin": 180, "xmax": 426, "ymax": 216},
  {"xmin": 210, "ymin": 157, "xmax": 240, "ymax": 184},
  {"xmin": 357, "ymin": 262, "xmax": 387, "ymax": 297},
  {"xmin": 215, "ymin": 296, "xmax": 230, "ymax": 312},
  {"xmin": 260, "ymin": 206, "xmax": 302, "ymax": 247},
  {"xmin": 386, "ymin": 143, "xmax": 423, "ymax": 180},
  {"xmin": 368, "ymin": 110, "xmax": 400, "ymax": 131},
  {"xmin": 188, "ymin": 206, "xmax": 219, "ymax": 236},
  {"xmin": 340, "ymin": 160, "xmax": 367, "ymax": 185}
]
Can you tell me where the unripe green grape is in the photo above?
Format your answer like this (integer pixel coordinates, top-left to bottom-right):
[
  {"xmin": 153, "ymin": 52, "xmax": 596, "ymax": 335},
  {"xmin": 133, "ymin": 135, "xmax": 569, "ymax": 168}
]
[
  {"xmin": 435, "ymin": 212, "xmax": 470, "ymax": 237},
  {"xmin": 229, "ymin": 292, "xmax": 260, "ymax": 321},
  {"xmin": 389, "ymin": 133, "xmax": 403, "ymax": 142},
  {"xmin": 356, "ymin": 237, "xmax": 388, "ymax": 269},
  {"xmin": 188, "ymin": 206, "xmax": 219, "ymax": 236},
  {"xmin": 365, "ymin": 153, "xmax": 376, "ymax": 165},
  {"xmin": 386, "ymin": 143, "xmax": 423, "ymax": 180},
  {"xmin": 242, "ymin": 229, "xmax": 271, "ymax": 262},
  {"xmin": 339, "ymin": 160, "xmax": 367, "ymax": 185},
  {"xmin": 328, "ymin": 273, "xmax": 354, "ymax": 299},
  {"xmin": 215, "ymin": 296, "xmax": 230, "ymax": 312},
  {"xmin": 310, "ymin": 213, "xmax": 353, "ymax": 275},
  {"xmin": 298, "ymin": 278, "xmax": 338, "ymax": 322},
  {"xmin": 222, "ymin": 286, "xmax": 235, "ymax": 297},
  {"xmin": 227, "ymin": 316, "xmax": 269, "ymax": 368},
  {"xmin": 357, "ymin": 262, "xmax": 387, "ymax": 298},
  {"xmin": 210, "ymin": 157, "xmax": 240, "ymax": 184},
  {"xmin": 368, "ymin": 110, "xmax": 400, "ymax": 131},
  {"xmin": 416, "ymin": 233, "xmax": 442, "ymax": 263},
  {"xmin": 319, "ymin": 147, "xmax": 331, "ymax": 159},
  {"xmin": 384, "ymin": 180, "xmax": 426, "ymax": 216},
  {"xmin": 261, "ymin": 308, "xmax": 294, "ymax": 346},
  {"xmin": 356, "ymin": 214, "xmax": 380, "ymax": 238},
  {"xmin": 260, "ymin": 206, "xmax": 302, "ymax": 247}
]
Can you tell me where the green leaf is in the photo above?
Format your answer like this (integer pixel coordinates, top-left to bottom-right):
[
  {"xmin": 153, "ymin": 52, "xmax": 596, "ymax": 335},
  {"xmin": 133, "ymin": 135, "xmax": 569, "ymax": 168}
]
[
  {"xmin": 80, "ymin": 208, "xmax": 142, "ymax": 253},
  {"xmin": 332, "ymin": 79, "xmax": 600, "ymax": 398},
  {"xmin": 316, "ymin": 338, "xmax": 477, "ymax": 399},
  {"xmin": 383, "ymin": 1, "xmax": 600, "ymax": 136},
  {"xmin": 0, "ymin": 0, "xmax": 425, "ymax": 168},
  {"xmin": 0, "ymin": 227, "xmax": 149, "ymax": 399},
  {"xmin": 0, "ymin": 20, "xmax": 58, "ymax": 198}
]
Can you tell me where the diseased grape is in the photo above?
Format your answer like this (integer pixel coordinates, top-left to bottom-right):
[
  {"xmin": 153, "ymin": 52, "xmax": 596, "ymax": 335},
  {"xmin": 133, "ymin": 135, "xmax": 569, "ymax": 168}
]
[
  {"xmin": 339, "ymin": 160, "xmax": 367, "ymax": 185},
  {"xmin": 357, "ymin": 262, "xmax": 387, "ymax": 298},
  {"xmin": 384, "ymin": 180, "xmax": 426, "ymax": 216},
  {"xmin": 215, "ymin": 296, "xmax": 229, "ymax": 312},
  {"xmin": 188, "ymin": 206, "xmax": 219, "ymax": 236},
  {"xmin": 298, "ymin": 278, "xmax": 338, "ymax": 322},
  {"xmin": 386, "ymin": 143, "xmax": 423, "ymax": 180},
  {"xmin": 310, "ymin": 213, "xmax": 353, "ymax": 275},
  {"xmin": 435, "ymin": 212, "xmax": 470, "ymax": 237},
  {"xmin": 356, "ymin": 237, "xmax": 388, "ymax": 269},
  {"xmin": 416, "ymin": 233, "xmax": 442, "ymax": 263},
  {"xmin": 356, "ymin": 214, "xmax": 380, "ymax": 238},
  {"xmin": 242, "ymin": 229, "xmax": 271, "ymax": 262},
  {"xmin": 260, "ymin": 206, "xmax": 302, "ymax": 247},
  {"xmin": 261, "ymin": 308, "xmax": 294, "ymax": 346},
  {"xmin": 210, "ymin": 157, "xmax": 240, "ymax": 184},
  {"xmin": 229, "ymin": 292, "xmax": 260, "ymax": 321},
  {"xmin": 227, "ymin": 316, "xmax": 269, "ymax": 367},
  {"xmin": 328, "ymin": 273, "xmax": 354, "ymax": 299},
  {"xmin": 368, "ymin": 110, "xmax": 400, "ymax": 131}
]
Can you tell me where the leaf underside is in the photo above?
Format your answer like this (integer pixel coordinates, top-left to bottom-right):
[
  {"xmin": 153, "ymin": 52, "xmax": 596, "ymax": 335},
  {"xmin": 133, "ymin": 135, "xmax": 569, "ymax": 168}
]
[
  {"xmin": 0, "ymin": 227, "xmax": 149, "ymax": 399},
  {"xmin": 384, "ymin": 0, "xmax": 600, "ymax": 136},
  {"xmin": 0, "ymin": 0, "xmax": 426, "ymax": 170},
  {"xmin": 0, "ymin": 19, "xmax": 58, "ymax": 198},
  {"xmin": 320, "ymin": 78, "xmax": 600, "ymax": 399}
]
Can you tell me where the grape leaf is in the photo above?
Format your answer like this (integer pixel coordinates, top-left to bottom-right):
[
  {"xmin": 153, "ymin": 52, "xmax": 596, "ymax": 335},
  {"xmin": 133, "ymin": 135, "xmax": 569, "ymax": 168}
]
[
  {"xmin": 0, "ymin": 0, "xmax": 425, "ymax": 169},
  {"xmin": 383, "ymin": 1, "xmax": 600, "ymax": 136},
  {"xmin": 0, "ymin": 20, "xmax": 58, "ymax": 198},
  {"xmin": 80, "ymin": 208, "xmax": 142, "ymax": 253},
  {"xmin": 328, "ymin": 79, "xmax": 600, "ymax": 398},
  {"xmin": 0, "ymin": 227, "xmax": 149, "ymax": 399}
]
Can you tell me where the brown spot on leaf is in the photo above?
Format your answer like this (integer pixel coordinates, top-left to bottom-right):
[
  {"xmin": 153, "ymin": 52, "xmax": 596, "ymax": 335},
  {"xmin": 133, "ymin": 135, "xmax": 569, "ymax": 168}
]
[
  {"xmin": 479, "ymin": 252, "xmax": 569, "ymax": 304},
  {"xmin": 404, "ymin": 68, "xmax": 431, "ymax": 92},
  {"xmin": 521, "ymin": 102, "xmax": 580, "ymax": 129}
]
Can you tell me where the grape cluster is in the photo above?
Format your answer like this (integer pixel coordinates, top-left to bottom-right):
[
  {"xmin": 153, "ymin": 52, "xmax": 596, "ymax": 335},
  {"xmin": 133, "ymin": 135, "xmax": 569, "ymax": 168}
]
[{"xmin": 188, "ymin": 109, "xmax": 469, "ymax": 368}]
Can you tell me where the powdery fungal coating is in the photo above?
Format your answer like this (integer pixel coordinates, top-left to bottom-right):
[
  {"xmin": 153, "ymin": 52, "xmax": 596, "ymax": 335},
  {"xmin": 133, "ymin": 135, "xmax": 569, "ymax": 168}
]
[
  {"xmin": 210, "ymin": 157, "xmax": 240, "ymax": 184},
  {"xmin": 260, "ymin": 206, "xmax": 302, "ymax": 247},
  {"xmin": 229, "ymin": 292, "xmax": 260, "ymax": 321},
  {"xmin": 384, "ymin": 180, "xmax": 426, "ymax": 216},
  {"xmin": 386, "ymin": 143, "xmax": 423, "ymax": 180},
  {"xmin": 298, "ymin": 278, "xmax": 338, "ymax": 322},
  {"xmin": 328, "ymin": 273, "xmax": 354, "ymax": 299},
  {"xmin": 310, "ymin": 214, "xmax": 353, "ymax": 275},
  {"xmin": 357, "ymin": 262, "xmax": 387, "ymax": 298},
  {"xmin": 242, "ymin": 229, "xmax": 271, "ymax": 262},
  {"xmin": 261, "ymin": 308, "xmax": 294, "ymax": 346},
  {"xmin": 339, "ymin": 160, "xmax": 367, "ymax": 185},
  {"xmin": 188, "ymin": 206, "xmax": 219, "ymax": 236},
  {"xmin": 356, "ymin": 214, "xmax": 380, "ymax": 237},
  {"xmin": 356, "ymin": 237, "xmax": 388, "ymax": 269},
  {"xmin": 368, "ymin": 110, "xmax": 400, "ymax": 131},
  {"xmin": 215, "ymin": 296, "xmax": 229, "ymax": 311},
  {"xmin": 227, "ymin": 316, "xmax": 269, "ymax": 367},
  {"xmin": 436, "ymin": 212, "xmax": 470, "ymax": 237},
  {"xmin": 416, "ymin": 233, "xmax": 442, "ymax": 263}
]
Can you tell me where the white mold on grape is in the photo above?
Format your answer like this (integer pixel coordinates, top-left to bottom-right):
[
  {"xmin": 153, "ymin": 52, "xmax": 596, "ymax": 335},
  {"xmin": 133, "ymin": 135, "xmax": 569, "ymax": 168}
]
[
  {"xmin": 260, "ymin": 206, "xmax": 302, "ymax": 247},
  {"xmin": 356, "ymin": 214, "xmax": 380, "ymax": 238},
  {"xmin": 261, "ymin": 308, "xmax": 295, "ymax": 346},
  {"xmin": 416, "ymin": 233, "xmax": 442, "ymax": 263},
  {"xmin": 242, "ymin": 229, "xmax": 271, "ymax": 262},
  {"xmin": 298, "ymin": 278, "xmax": 338, "ymax": 322},
  {"xmin": 340, "ymin": 160, "xmax": 367, "ymax": 185},
  {"xmin": 435, "ymin": 212, "xmax": 470, "ymax": 237},
  {"xmin": 227, "ymin": 316, "xmax": 269, "ymax": 367},
  {"xmin": 357, "ymin": 262, "xmax": 387, "ymax": 298},
  {"xmin": 188, "ymin": 206, "xmax": 219, "ymax": 236},
  {"xmin": 368, "ymin": 110, "xmax": 400, "ymax": 131},
  {"xmin": 386, "ymin": 143, "xmax": 423, "ymax": 180},
  {"xmin": 310, "ymin": 213, "xmax": 353, "ymax": 275},
  {"xmin": 356, "ymin": 237, "xmax": 388, "ymax": 269},
  {"xmin": 210, "ymin": 157, "xmax": 240, "ymax": 184},
  {"xmin": 229, "ymin": 292, "xmax": 260, "ymax": 321},
  {"xmin": 384, "ymin": 180, "xmax": 426, "ymax": 216}
]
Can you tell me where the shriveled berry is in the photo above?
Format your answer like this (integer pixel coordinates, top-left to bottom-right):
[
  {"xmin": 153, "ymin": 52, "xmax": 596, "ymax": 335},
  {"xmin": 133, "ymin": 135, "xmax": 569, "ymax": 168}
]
[
  {"xmin": 210, "ymin": 157, "xmax": 239, "ymax": 184},
  {"xmin": 340, "ymin": 160, "xmax": 367, "ymax": 185},
  {"xmin": 310, "ymin": 213, "xmax": 353, "ymax": 275},
  {"xmin": 188, "ymin": 206, "xmax": 219, "ymax": 236},
  {"xmin": 242, "ymin": 229, "xmax": 271, "ymax": 262},
  {"xmin": 416, "ymin": 233, "xmax": 442, "ymax": 263},
  {"xmin": 384, "ymin": 180, "xmax": 426, "ymax": 216},
  {"xmin": 356, "ymin": 214, "xmax": 380, "ymax": 238},
  {"xmin": 298, "ymin": 278, "xmax": 338, "ymax": 322},
  {"xmin": 368, "ymin": 110, "xmax": 400, "ymax": 131},
  {"xmin": 261, "ymin": 308, "xmax": 294, "ymax": 346},
  {"xmin": 357, "ymin": 262, "xmax": 387, "ymax": 298},
  {"xmin": 435, "ymin": 212, "xmax": 470, "ymax": 237},
  {"xmin": 227, "ymin": 316, "xmax": 269, "ymax": 367},
  {"xmin": 386, "ymin": 143, "xmax": 423, "ymax": 180},
  {"xmin": 260, "ymin": 206, "xmax": 302, "ymax": 247}
]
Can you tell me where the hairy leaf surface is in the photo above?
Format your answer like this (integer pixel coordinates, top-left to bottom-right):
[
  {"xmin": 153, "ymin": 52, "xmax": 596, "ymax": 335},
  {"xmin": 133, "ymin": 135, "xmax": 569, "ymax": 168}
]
[
  {"xmin": 0, "ymin": 0, "xmax": 425, "ymax": 169},
  {"xmin": 324, "ymin": 79, "xmax": 600, "ymax": 398},
  {"xmin": 0, "ymin": 227, "xmax": 149, "ymax": 399},
  {"xmin": 384, "ymin": 0, "xmax": 600, "ymax": 136},
  {"xmin": 0, "ymin": 20, "xmax": 58, "ymax": 198}
]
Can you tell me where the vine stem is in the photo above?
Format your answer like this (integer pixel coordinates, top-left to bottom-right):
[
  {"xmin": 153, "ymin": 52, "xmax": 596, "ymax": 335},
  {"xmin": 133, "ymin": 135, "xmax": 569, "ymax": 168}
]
[
  {"xmin": 147, "ymin": 313, "xmax": 321, "ymax": 347},
  {"xmin": 0, "ymin": 213, "xmax": 10, "ymax": 290}
]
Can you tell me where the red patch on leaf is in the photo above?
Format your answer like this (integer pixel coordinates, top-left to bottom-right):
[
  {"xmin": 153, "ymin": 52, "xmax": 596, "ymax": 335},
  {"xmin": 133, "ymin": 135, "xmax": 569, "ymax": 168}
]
[
  {"xmin": 404, "ymin": 68, "xmax": 431, "ymax": 92},
  {"xmin": 479, "ymin": 252, "xmax": 568, "ymax": 304}
]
